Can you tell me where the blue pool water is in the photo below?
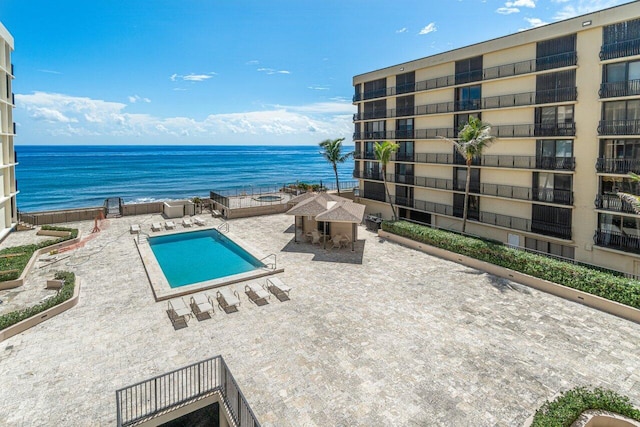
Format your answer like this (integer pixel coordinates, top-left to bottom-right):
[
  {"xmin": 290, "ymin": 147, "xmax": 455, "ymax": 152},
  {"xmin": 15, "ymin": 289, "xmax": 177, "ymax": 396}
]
[{"xmin": 149, "ymin": 229, "xmax": 265, "ymax": 288}]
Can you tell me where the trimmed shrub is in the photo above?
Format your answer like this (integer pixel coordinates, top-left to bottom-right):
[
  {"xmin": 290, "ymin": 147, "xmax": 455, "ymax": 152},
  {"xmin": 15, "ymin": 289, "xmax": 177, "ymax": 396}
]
[
  {"xmin": 532, "ymin": 387, "xmax": 640, "ymax": 426},
  {"xmin": 0, "ymin": 271, "xmax": 76, "ymax": 331},
  {"xmin": 381, "ymin": 221, "xmax": 640, "ymax": 309}
]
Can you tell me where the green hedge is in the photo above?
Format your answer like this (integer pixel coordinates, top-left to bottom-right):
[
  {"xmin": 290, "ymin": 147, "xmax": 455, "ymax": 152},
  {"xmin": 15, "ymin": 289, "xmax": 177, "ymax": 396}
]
[
  {"xmin": 532, "ymin": 387, "xmax": 640, "ymax": 426},
  {"xmin": 0, "ymin": 226, "xmax": 78, "ymax": 282},
  {"xmin": 0, "ymin": 271, "xmax": 76, "ymax": 331},
  {"xmin": 381, "ymin": 221, "xmax": 640, "ymax": 309}
]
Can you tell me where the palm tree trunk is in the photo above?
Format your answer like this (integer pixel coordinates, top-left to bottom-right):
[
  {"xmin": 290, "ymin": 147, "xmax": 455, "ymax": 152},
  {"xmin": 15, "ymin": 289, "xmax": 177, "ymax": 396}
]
[
  {"xmin": 462, "ymin": 160, "xmax": 471, "ymax": 234},
  {"xmin": 333, "ymin": 164, "xmax": 340, "ymax": 195},
  {"xmin": 382, "ymin": 167, "xmax": 397, "ymax": 220}
]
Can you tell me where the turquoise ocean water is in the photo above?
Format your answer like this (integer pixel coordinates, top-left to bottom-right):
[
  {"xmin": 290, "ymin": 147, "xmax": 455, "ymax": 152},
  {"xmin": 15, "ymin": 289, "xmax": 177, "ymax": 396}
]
[{"xmin": 15, "ymin": 145, "xmax": 356, "ymax": 212}]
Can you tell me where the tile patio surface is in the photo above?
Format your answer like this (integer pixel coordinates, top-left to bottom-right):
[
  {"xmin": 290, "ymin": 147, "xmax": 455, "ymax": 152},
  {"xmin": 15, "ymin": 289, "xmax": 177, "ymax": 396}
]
[{"xmin": 0, "ymin": 213, "xmax": 639, "ymax": 426}]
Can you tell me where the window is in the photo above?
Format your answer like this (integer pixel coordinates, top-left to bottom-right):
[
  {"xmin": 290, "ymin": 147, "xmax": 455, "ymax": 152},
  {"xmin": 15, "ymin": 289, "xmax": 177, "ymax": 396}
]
[
  {"xmin": 536, "ymin": 70, "xmax": 576, "ymax": 103},
  {"xmin": 535, "ymin": 105, "xmax": 574, "ymax": 136},
  {"xmin": 396, "ymin": 71, "xmax": 415, "ymax": 95},
  {"xmin": 395, "ymin": 118, "xmax": 413, "ymax": 139},
  {"xmin": 536, "ymin": 34, "xmax": 576, "ymax": 71},
  {"xmin": 364, "ymin": 120, "xmax": 386, "ymax": 139},
  {"xmin": 600, "ymin": 175, "xmax": 640, "ymax": 195},
  {"xmin": 599, "ymin": 213, "xmax": 640, "ymax": 237},
  {"xmin": 396, "ymin": 95, "xmax": 414, "ymax": 117},
  {"xmin": 363, "ymin": 100, "xmax": 386, "ymax": 120},
  {"xmin": 604, "ymin": 60, "xmax": 640, "ymax": 83},
  {"xmin": 454, "ymin": 112, "xmax": 480, "ymax": 132},
  {"xmin": 395, "ymin": 162, "xmax": 413, "ymax": 180},
  {"xmin": 534, "ymin": 173, "xmax": 572, "ymax": 204},
  {"xmin": 354, "ymin": 83, "xmax": 361, "ymax": 101},
  {"xmin": 455, "ymin": 85, "xmax": 481, "ymax": 111},
  {"xmin": 455, "ymin": 56, "xmax": 482, "ymax": 84},
  {"xmin": 454, "ymin": 167, "xmax": 480, "ymax": 192},
  {"xmin": 397, "ymin": 141, "xmax": 414, "ymax": 161},
  {"xmin": 600, "ymin": 139, "xmax": 640, "ymax": 159},
  {"xmin": 363, "ymin": 181, "xmax": 386, "ymax": 202},
  {"xmin": 453, "ymin": 194, "xmax": 479, "ymax": 220},
  {"xmin": 601, "ymin": 100, "xmax": 640, "ymax": 135},
  {"xmin": 601, "ymin": 18, "xmax": 640, "ymax": 60},
  {"xmin": 395, "ymin": 185, "xmax": 413, "ymax": 207},
  {"xmin": 363, "ymin": 78, "xmax": 387, "ymax": 100},
  {"xmin": 531, "ymin": 205, "xmax": 572, "ymax": 239},
  {"xmin": 536, "ymin": 140, "xmax": 574, "ymax": 169}
]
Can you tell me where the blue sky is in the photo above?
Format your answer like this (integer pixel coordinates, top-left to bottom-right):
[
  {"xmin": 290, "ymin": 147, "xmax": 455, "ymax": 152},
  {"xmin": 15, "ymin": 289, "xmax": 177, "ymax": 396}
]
[{"xmin": 1, "ymin": 0, "xmax": 635, "ymax": 145}]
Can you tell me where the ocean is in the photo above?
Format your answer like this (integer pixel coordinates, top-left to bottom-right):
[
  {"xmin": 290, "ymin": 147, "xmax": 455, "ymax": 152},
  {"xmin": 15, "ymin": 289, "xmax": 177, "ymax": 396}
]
[{"xmin": 15, "ymin": 145, "xmax": 356, "ymax": 212}]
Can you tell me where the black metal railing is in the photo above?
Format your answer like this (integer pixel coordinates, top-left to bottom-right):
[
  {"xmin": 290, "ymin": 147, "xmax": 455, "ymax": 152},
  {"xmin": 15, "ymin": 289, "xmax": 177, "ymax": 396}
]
[
  {"xmin": 599, "ymin": 38, "xmax": 640, "ymax": 60},
  {"xmin": 532, "ymin": 188, "xmax": 574, "ymax": 205},
  {"xmin": 394, "ymin": 152, "xmax": 575, "ymax": 170},
  {"xmin": 530, "ymin": 219, "xmax": 572, "ymax": 240},
  {"xmin": 594, "ymin": 229, "xmax": 640, "ymax": 253},
  {"xmin": 599, "ymin": 79, "xmax": 640, "ymax": 98},
  {"xmin": 116, "ymin": 355, "xmax": 260, "ymax": 427},
  {"xmin": 534, "ymin": 122, "xmax": 576, "ymax": 137},
  {"xmin": 596, "ymin": 158, "xmax": 640, "ymax": 174},
  {"xmin": 353, "ymin": 151, "xmax": 377, "ymax": 160},
  {"xmin": 595, "ymin": 194, "xmax": 637, "ymax": 214},
  {"xmin": 360, "ymin": 190, "xmax": 387, "ymax": 202},
  {"xmin": 598, "ymin": 119, "xmax": 640, "ymax": 135},
  {"xmin": 353, "ymin": 169, "xmax": 383, "ymax": 181}
]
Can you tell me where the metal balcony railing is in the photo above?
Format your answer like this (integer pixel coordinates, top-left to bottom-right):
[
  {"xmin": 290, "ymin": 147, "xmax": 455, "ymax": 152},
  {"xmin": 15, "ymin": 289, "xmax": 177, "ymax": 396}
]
[
  {"xmin": 598, "ymin": 119, "xmax": 640, "ymax": 136},
  {"xmin": 116, "ymin": 355, "xmax": 261, "ymax": 427},
  {"xmin": 352, "ymin": 169, "xmax": 383, "ymax": 181},
  {"xmin": 594, "ymin": 229, "xmax": 640, "ymax": 253},
  {"xmin": 532, "ymin": 188, "xmax": 574, "ymax": 205},
  {"xmin": 599, "ymin": 38, "xmax": 640, "ymax": 60},
  {"xmin": 596, "ymin": 158, "xmax": 640, "ymax": 174},
  {"xmin": 599, "ymin": 79, "xmax": 640, "ymax": 98},
  {"xmin": 595, "ymin": 194, "xmax": 638, "ymax": 214}
]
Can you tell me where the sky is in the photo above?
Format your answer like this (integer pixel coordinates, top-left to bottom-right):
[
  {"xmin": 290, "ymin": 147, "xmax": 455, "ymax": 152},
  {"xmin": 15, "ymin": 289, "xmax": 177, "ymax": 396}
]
[{"xmin": 1, "ymin": 0, "xmax": 637, "ymax": 146}]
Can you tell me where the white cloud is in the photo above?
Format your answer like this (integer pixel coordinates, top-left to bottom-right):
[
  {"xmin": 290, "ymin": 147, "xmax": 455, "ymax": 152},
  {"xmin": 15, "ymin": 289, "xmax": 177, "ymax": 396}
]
[
  {"xmin": 523, "ymin": 17, "xmax": 549, "ymax": 27},
  {"xmin": 245, "ymin": 60, "xmax": 259, "ymax": 65},
  {"xmin": 396, "ymin": 27, "xmax": 408, "ymax": 33},
  {"xmin": 506, "ymin": 0, "xmax": 535, "ymax": 7},
  {"xmin": 307, "ymin": 86, "xmax": 330, "ymax": 91},
  {"xmin": 552, "ymin": 0, "xmax": 625, "ymax": 20},
  {"xmin": 38, "ymin": 69, "xmax": 62, "ymax": 75},
  {"xmin": 257, "ymin": 68, "xmax": 291, "ymax": 75},
  {"xmin": 170, "ymin": 72, "xmax": 216, "ymax": 82},
  {"xmin": 418, "ymin": 23, "xmax": 437, "ymax": 35},
  {"xmin": 497, "ymin": 7, "xmax": 520, "ymax": 14},
  {"xmin": 14, "ymin": 92, "xmax": 353, "ymax": 141},
  {"xmin": 128, "ymin": 95, "xmax": 151, "ymax": 104}
]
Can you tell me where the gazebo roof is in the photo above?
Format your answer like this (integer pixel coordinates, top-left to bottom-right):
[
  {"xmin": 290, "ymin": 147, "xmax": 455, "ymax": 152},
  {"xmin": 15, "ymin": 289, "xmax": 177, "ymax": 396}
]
[
  {"xmin": 285, "ymin": 196, "xmax": 330, "ymax": 216},
  {"xmin": 315, "ymin": 200, "xmax": 366, "ymax": 223},
  {"xmin": 288, "ymin": 191, "xmax": 350, "ymax": 205}
]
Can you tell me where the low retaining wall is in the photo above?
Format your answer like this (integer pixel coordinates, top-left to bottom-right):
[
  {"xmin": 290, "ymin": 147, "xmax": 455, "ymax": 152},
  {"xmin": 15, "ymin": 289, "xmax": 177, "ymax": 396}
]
[
  {"xmin": 0, "ymin": 277, "xmax": 81, "ymax": 342},
  {"xmin": 20, "ymin": 207, "xmax": 103, "ymax": 226},
  {"xmin": 0, "ymin": 232, "xmax": 82, "ymax": 290},
  {"xmin": 122, "ymin": 202, "xmax": 164, "ymax": 216},
  {"xmin": 223, "ymin": 203, "xmax": 289, "ymax": 220},
  {"xmin": 379, "ymin": 230, "xmax": 640, "ymax": 324}
]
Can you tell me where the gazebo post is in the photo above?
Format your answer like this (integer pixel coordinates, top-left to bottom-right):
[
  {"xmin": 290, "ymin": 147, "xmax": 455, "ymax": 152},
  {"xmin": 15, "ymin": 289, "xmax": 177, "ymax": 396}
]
[
  {"xmin": 323, "ymin": 221, "xmax": 327, "ymax": 250},
  {"xmin": 352, "ymin": 222, "xmax": 356, "ymax": 252},
  {"xmin": 294, "ymin": 216, "xmax": 298, "ymax": 243}
]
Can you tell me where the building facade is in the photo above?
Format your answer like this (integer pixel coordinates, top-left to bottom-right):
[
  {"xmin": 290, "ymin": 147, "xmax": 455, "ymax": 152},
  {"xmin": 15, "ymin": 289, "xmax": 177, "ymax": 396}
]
[
  {"xmin": 0, "ymin": 23, "xmax": 17, "ymax": 241},
  {"xmin": 352, "ymin": 3, "xmax": 640, "ymax": 275}
]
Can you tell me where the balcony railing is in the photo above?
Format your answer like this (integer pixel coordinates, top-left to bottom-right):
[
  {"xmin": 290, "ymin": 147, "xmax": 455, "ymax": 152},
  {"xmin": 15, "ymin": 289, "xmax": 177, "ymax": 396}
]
[
  {"xmin": 598, "ymin": 119, "xmax": 640, "ymax": 136},
  {"xmin": 596, "ymin": 158, "xmax": 640, "ymax": 174},
  {"xmin": 532, "ymin": 188, "xmax": 574, "ymax": 205},
  {"xmin": 353, "ymin": 169, "xmax": 383, "ymax": 181},
  {"xmin": 116, "ymin": 355, "xmax": 261, "ymax": 427},
  {"xmin": 600, "ymin": 38, "xmax": 640, "ymax": 60},
  {"xmin": 530, "ymin": 219, "xmax": 572, "ymax": 239},
  {"xmin": 594, "ymin": 229, "xmax": 640, "ymax": 253},
  {"xmin": 534, "ymin": 122, "xmax": 576, "ymax": 137},
  {"xmin": 595, "ymin": 194, "xmax": 637, "ymax": 214},
  {"xmin": 392, "ymin": 152, "xmax": 575, "ymax": 171},
  {"xmin": 599, "ymin": 79, "xmax": 640, "ymax": 98},
  {"xmin": 352, "ymin": 52, "xmax": 577, "ymax": 102},
  {"xmin": 353, "ymin": 87, "xmax": 577, "ymax": 121},
  {"xmin": 353, "ymin": 151, "xmax": 377, "ymax": 160}
]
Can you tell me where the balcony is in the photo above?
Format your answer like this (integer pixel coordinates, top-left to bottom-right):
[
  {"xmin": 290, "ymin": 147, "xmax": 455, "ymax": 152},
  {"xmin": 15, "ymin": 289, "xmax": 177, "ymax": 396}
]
[
  {"xmin": 599, "ymin": 38, "xmax": 640, "ymax": 60},
  {"xmin": 594, "ymin": 229, "xmax": 640, "ymax": 253},
  {"xmin": 532, "ymin": 188, "xmax": 574, "ymax": 205},
  {"xmin": 595, "ymin": 194, "xmax": 637, "ymax": 214},
  {"xmin": 598, "ymin": 119, "xmax": 640, "ymax": 136},
  {"xmin": 353, "ymin": 169, "xmax": 383, "ymax": 181},
  {"xmin": 359, "ymin": 190, "xmax": 387, "ymax": 203},
  {"xmin": 534, "ymin": 122, "xmax": 576, "ymax": 137},
  {"xmin": 596, "ymin": 158, "xmax": 640, "ymax": 174},
  {"xmin": 599, "ymin": 79, "xmax": 640, "ymax": 98},
  {"xmin": 530, "ymin": 219, "xmax": 572, "ymax": 240},
  {"xmin": 354, "ymin": 151, "xmax": 376, "ymax": 160}
]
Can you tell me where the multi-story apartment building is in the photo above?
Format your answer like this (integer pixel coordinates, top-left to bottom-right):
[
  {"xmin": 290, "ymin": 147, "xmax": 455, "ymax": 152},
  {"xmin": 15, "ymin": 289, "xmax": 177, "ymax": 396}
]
[
  {"xmin": 0, "ymin": 23, "xmax": 17, "ymax": 240},
  {"xmin": 352, "ymin": 3, "xmax": 640, "ymax": 275}
]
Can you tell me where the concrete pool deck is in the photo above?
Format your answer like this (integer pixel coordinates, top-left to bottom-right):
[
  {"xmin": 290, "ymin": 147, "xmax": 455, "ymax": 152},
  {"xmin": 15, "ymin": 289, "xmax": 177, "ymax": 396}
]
[{"xmin": 0, "ymin": 213, "xmax": 639, "ymax": 426}]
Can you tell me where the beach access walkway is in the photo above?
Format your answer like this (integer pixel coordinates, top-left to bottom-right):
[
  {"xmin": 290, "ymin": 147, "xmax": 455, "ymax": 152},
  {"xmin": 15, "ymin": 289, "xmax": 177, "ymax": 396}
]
[{"xmin": 0, "ymin": 214, "xmax": 638, "ymax": 426}]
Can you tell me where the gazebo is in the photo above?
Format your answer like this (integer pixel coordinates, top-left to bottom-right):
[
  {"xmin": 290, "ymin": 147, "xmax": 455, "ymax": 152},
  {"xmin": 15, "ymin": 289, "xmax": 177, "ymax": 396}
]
[{"xmin": 315, "ymin": 200, "xmax": 365, "ymax": 251}]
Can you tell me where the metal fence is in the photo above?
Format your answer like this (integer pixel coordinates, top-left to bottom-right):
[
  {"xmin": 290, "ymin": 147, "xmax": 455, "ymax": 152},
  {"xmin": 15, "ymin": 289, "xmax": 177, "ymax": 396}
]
[{"xmin": 116, "ymin": 355, "xmax": 260, "ymax": 427}]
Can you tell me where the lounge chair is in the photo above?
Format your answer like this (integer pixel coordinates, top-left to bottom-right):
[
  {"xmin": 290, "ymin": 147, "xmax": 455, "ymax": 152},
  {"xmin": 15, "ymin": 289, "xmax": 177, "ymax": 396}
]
[
  {"xmin": 130, "ymin": 224, "xmax": 141, "ymax": 234},
  {"xmin": 167, "ymin": 298, "xmax": 191, "ymax": 329},
  {"xmin": 216, "ymin": 288, "xmax": 241, "ymax": 313},
  {"xmin": 165, "ymin": 221, "xmax": 176, "ymax": 230},
  {"xmin": 245, "ymin": 282, "xmax": 270, "ymax": 306},
  {"xmin": 193, "ymin": 217, "xmax": 206, "ymax": 226},
  {"xmin": 190, "ymin": 294, "xmax": 214, "ymax": 320},
  {"xmin": 151, "ymin": 222, "xmax": 162, "ymax": 232},
  {"xmin": 266, "ymin": 277, "xmax": 291, "ymax": 301},
  {"xmin": 212, "ymin": 210, "xmax": 222, "ymax": 218},
  {"xmin": 182, "ymin": 218, "xmax": 193, "ymax": 227},
  {"xmin": 331, "ymin": 234, "xmax": 343, "ymax": 249}
]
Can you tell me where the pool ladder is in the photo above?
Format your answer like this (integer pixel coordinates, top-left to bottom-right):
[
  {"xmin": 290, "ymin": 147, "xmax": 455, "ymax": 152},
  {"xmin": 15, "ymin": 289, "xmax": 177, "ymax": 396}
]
[
  {"xmin": 137, "ymin": 231, "xmax": 150, "ymax": 244},
  {"xmin": 217, "ymin": 221, "xmax": 229, "ymax": 233},
  {"xmin": 260, "ymin": 253, "xmax": 277, "ymax": 270}
]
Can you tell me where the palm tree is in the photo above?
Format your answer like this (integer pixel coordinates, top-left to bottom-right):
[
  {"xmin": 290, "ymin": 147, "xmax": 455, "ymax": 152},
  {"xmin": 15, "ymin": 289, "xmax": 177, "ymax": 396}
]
[
  {"xmin": 440, "ymin": 116, "xmax": 495, "ymax": 233},
  {"xmin": 374, "ymin": 140, "xmax": 400, "ymax": 220},
  {"xmin": 319, "ymin": 138, "xmax": 353, "ymax": 195}
]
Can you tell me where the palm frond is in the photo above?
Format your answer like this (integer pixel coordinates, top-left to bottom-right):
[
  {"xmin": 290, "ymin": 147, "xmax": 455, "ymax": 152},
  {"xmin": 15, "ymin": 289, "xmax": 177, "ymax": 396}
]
[{"xmin": 617, "ymin": 192, "xmax": 640, "ymax": 214}]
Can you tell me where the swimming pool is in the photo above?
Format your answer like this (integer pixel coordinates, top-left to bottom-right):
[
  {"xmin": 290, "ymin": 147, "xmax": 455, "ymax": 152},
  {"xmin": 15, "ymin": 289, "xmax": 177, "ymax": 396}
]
[{"xmin": 148, "ymin": 229, "xmax": 265, "ymax": 288}]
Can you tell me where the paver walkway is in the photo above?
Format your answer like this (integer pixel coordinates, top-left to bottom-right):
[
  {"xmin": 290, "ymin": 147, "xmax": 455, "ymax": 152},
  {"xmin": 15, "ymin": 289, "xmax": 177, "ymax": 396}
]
[{"xmin": 0, "ymin": 213, "xmax": 638, "ymax": 426}]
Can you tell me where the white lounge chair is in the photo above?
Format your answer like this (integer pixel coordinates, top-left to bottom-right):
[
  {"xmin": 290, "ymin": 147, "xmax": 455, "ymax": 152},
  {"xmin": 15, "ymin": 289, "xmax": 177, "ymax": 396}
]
[
  {"xmin": 212, "ymin": 210, "xmax": 222, "ymax": 218},
  {"xmin": 167, "ymin": 298, "xmax": 191, "ymax": 328},
  {"xmin": 245, "ymin": 282, "xmax": 270, "ymax": 305},
  {"xmin": 266, "ymin": 277, "xmax": 291, "ymax": 301},
  {"xmin": 193, "ymin": 217, "xmax": 206, "ymax": 226},
  {"xmin": 182, "ymin": 218, "xmax": 193, "ymax": 227},
  {"xmin": 190, "ymin": 294, "xmax": 214, "ymax": 320},
  {"xmin": 130, "ymin": 224, "xmax": 141, "ymax": 234},
  {"xmin": 331, "ymin": 234, "xmax": 343, "ymax": 249},
  {"xmin": 151, "ymin": 222, "xmax": 162, "ymax": 232},
  {"xmin": 165, "ymin": 221, "xmax": 176, "ymax": 230},
  {"xmin": 215, "ymin": 288, "xmax": 241, "ymax": 313}
]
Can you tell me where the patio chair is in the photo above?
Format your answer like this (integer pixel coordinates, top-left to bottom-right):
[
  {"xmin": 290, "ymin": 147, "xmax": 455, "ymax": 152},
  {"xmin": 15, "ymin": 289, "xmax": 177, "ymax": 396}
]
[
  {"xmin": 331, "ymin": 234, "xmax": 343, "ymax": 249},
  {"xmin": 245, "ymin": 282, "xmax": 270, "ymax": 306},
  {"xmin": 189, "ymin": 293, "xmax": 214, "ymax": 320},
  {"xmin": 151, "ymin": 222, "xmax": 162, "ymax": 232},
  {"xmin": 182, "ymin": 218, "xmax": 193, "ymax": 227},
  {"xmin": 165, "ymin": 221, "xmax": 176, "ymax": 230},
  {"xmin": 215, "ymin": 288, "xmax": 241, "ymax": 313},
  {"xmin": 311, "ymin": 230, "xmax": 322, "ymax": 245},
  {"xmin": 167, "ymin": 298, "xmax": 191, "ymax": 329},
  {"xmin": 212, "ymin": 210, "xmax": 222, "ymax": 218},
  {"xmin": 130, "ymin": 224, "xmax": 141, "ymax": 234},
  {"xmin": 266, "ymin": 277, "xmax": 291, "ymax": 301},
  {"xmin": 193, "ymin": 217, "xmax": 206, "ymax": 226}
]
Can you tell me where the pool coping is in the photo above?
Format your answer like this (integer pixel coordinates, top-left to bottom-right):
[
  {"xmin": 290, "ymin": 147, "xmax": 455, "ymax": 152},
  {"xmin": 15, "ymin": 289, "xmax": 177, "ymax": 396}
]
[{"xmin": 135, "ymin": 226, "xmax": 283, "ymax": 301}]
